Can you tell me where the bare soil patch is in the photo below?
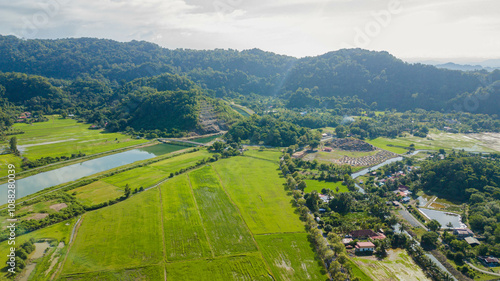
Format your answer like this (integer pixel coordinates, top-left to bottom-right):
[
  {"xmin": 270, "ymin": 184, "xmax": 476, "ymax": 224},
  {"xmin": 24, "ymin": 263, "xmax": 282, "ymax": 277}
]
[
  {"xmin": 25, "ymin": 213, "xmax": 49, "ymax": 220},
  {"xmin": 49, "ymin": 203, "xmax": 68, "ymax": 212}
]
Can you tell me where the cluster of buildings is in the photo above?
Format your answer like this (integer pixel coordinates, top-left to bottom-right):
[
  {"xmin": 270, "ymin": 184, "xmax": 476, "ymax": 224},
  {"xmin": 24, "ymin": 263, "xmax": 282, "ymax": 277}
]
[
  {"xmin": 16, "ymin": 111, "xmax": 31, "ymax": 122},
  {"xmin": 342, "ymin": 229, "xmax": 387, "ymax": 254}
]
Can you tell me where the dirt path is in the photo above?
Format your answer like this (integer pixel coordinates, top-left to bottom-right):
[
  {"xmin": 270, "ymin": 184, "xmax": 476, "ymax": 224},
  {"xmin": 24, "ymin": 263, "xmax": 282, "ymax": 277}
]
[
  {"xmin": 465, "ymin": 261, "xmax": 500, "ymax": 277},
  {"xmin": 51, "ymin": 216, "xmax": 83, "ymax": 280}
]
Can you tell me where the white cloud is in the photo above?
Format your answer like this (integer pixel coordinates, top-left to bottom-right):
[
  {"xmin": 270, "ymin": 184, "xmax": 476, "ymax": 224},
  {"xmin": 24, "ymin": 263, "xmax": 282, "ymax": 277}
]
[{"xmin": 0, "ymin": 0, "xmax": 498, "ymax": 60}]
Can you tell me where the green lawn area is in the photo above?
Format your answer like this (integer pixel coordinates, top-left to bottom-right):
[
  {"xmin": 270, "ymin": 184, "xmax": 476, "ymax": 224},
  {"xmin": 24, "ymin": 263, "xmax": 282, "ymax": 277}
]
[
  {"xmin": 165, "ymin": 253, "xmax": 271, "ymax": 280},
  {"xmin": 61, "ymin": 189, "xmax": 163, "ymax": 274},
  {"xmin": 213, "ymin": 155, "xmax": 304, "ymax": 234},
  {"xmin": 366, "ymin": 131, "xmax": 497, "ymax": 154},
  {"xmin": 0, "ymin": 116, "xmax": 148, "ymax": 177},
  {"xmin": 2, "ymin": 116, "xmax": 147, "ymax": 159},
  {"xmin": 243, "ymin": 147, "xmax": 282, "ymax": 162},
  {"xmin": 159, "ymin": 175, "xmax": 212, "ymax": 261},
  {"xmin": 304, "ymin": 179, "xmax": 349, "ymax": 193},
  {"xmin": 351, "ymin": 249, "xmax": 430, "ymax": 281},
  {"xmin": 346, "ymin": 259, "xmax": 373, "ymax": 281},
  {"xmin": 189, "ymin": 166, "xmax": 257, "ymax": 256},
  {"xmin": 58, "ymin": 265, "xmax": 164, "ymax": 281},
  {"xmin": 150, "ymin": 149, "xmax": 211, "ymax": 173},
  {"xmin": 101, "ymin": 165, "xmax": 169, "ymax": 190},
  {"xmin": 70, "ymin": 181, "xmax": 123, "ymax": 206},
  {"xmin": 256, "ymin": 233, "xmax": 328, "ymax": 281}
]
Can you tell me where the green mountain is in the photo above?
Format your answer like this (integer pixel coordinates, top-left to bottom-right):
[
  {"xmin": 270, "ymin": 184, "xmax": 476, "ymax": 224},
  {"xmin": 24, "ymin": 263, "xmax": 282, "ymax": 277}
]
[{"xmin": 0, "ymin": 35, "xmax": 498, "ymax": 116}]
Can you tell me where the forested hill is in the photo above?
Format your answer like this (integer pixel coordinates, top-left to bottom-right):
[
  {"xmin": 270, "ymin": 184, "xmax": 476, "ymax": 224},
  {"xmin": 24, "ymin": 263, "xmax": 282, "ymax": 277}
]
[{"xmin": 0, "ymin": 35, "xmax": 499, "ymax": 114}]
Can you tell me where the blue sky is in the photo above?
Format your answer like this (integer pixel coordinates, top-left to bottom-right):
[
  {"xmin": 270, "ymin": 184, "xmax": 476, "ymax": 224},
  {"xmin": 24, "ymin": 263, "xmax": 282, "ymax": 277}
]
[{"xmin": 1, "ymin": 0, "xmax": 499, "ymax": 61}]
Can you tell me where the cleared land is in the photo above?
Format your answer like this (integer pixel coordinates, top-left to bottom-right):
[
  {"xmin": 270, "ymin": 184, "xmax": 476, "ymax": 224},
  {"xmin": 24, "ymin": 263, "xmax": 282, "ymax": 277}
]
[
  {"xmin": 21, "ymin": 151, "xmax": 327, "ymax": 280},
  {"xmin": 189, "ymin": 166, "xmax": 257, "ymax": 256},
  {"xmin": 256, "ymin": 233, "xmax": 328, "ymax": 281},
  {"xmin": 61, "ymin": 189, "xmax": 163, "ymax": 274},
  {"xmin": 166, "ymin": 253, "xmax": 271, "ymax": 280},
  {"xmin": 69, "ymin": 181, "xmax": 123, "ymax": 206},
  {"xmin": 367, "ymin": 131, "xmax": 499, "ymax": 154},
  {"xmin": 0, "ymin": 116, "xmax": 147, "ymax": 176},
  {"xmin": 303, "ymin": 179, "xmax": 349, "ymax": 193},
  {"xmin": 351, "ymin": 249, "xmax": 430, "ymax": 281},
  {"xmin": 160, "ymin": 174, "xmax": 212, "ymax": 261},
  {"xmin": 58, "ymin": 265, "xmax": 164, "ymax": 281},
  {"xmin": 213, "ymin": 153, "xmax": 304, "ymax": 234}
]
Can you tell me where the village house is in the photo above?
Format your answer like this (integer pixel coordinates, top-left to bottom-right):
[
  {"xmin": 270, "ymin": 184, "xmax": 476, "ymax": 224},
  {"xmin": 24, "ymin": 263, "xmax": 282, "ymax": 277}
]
[
  {"xmin": 349, "ymin": 229, "xmax": 386, "ymax": 240},
  {"xmin": 453, "ymin": 228, "xmax": 474, "ymax": 239},
  {"xmin": 478, "ymin": 256, "xmax": 499, "ymax": 267},
  {"xmin": 323, "ymin": 147, "xmax": 333, "ymax": 152},
  {"xmin": 355, "ymin": 242, "xmax": 375, "ymax": 253},
  {"xmin": 292, "ymin": 151, "xmax": 306, "ymax": 159},
  {"xmin": 464, "ymin": 237, "xmax": 480, "ymax": 246}
]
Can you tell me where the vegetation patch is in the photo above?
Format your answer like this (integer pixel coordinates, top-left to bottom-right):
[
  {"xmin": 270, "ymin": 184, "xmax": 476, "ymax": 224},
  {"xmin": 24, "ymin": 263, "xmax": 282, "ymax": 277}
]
[
  {"xmin": 159, "ymin": 175, "xmax": 212, "ymax": 261},
  {"xmin": 213, "ymin": 155, "xmax": 304, "ymax": 234},
  {"xmin": 189, "ymin": 166, "xmax": 257, "ymax": 256},
  {"xmin": 61, "ymin": 189, "xmax": 163, "ymax": 274},
  {"xmin": 256, "ymin": 233, "xmax": 328, "ymax": 281},
  {"xmin": 165, "ymin": 253, "xmax": 271, "ymax": 280}
]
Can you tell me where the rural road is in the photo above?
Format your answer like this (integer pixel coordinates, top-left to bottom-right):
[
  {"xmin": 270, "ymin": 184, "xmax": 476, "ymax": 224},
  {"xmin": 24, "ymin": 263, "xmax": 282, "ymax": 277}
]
[
  {"xmin": 465, "ymin": 261, "xmax": 500, "ymax": 277},
  {"xmin": 399, "ymin": 208, "xmax": 429, "ymax": 231}
]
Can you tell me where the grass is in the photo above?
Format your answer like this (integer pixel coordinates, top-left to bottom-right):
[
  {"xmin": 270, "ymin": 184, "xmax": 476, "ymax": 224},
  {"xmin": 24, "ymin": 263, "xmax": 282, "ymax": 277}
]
[
  {"xmin": 69, "ymin": 181, "xmax": 123, "ymax": 206},
  {"xmin": 351, "ymin": 249, "xmax": 429, "ymax": 281},
  {"xmin": 256, "ymin": 233, "xmax": 328, "ymax": 281},
  {"xmin": 61, "ymin": 189, "xmax": 163, "ymax": 274},
  {"xmin": 243, "ymin": 148, "xmax": 282, "ymax": 162},
  {"xmin": 165, "ymin": 253, "xmax": 271, "ymax": 280},
  {"xmin": 150, "ymin": 149, "xmax": 211, "ymax": 173},
  {"xmin": 0, "ymin": 116, "xmax": 147, "ymax": 175},
  {"xmin": 58, "ymin": 265, "xmax": 164, "ymax": 281},
  {"xmin": 0, "ymin": 219, "xmax": 76, "ymax": 281},
  {"xmin": 159, "ymin": 175, "xmax": 212, "ymax": 261},
  {"xmin": 212, "ymin": 155, "xmax": 304, "ymax": 234},
  {"xmin": 303, "ymin": 179, "xmax": 349, "ymax": 194},
  {"xmin": 346, "ymin": 259, "xmax": 373, "ymax": 281},
  {"xmin": 366, "ymin": 130, "xmax": 497, "ymax": 154},
  {"xmin": 102, "ymin": 165, "xmax": 169, "ymax": 191},
  {"xmin": 188, "ymin": 166, "xmax": 257, "ymax": 256}
]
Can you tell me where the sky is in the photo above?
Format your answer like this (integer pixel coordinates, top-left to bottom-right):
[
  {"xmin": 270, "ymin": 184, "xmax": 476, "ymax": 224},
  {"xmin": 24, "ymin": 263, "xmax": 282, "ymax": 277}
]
[{"xmin": 1, "ymin": 0, "xmax": 499, "ymax": 62}]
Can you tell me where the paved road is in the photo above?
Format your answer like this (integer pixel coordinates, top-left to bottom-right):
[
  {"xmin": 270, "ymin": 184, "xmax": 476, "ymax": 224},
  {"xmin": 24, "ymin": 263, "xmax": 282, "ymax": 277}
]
[
  {"xmin": 465, "ymin": 261, "xmax": 500, "ymax": 277},
  {"xmin": 399, "ymin": 208, "xmax": 429, "ymax": 230}
]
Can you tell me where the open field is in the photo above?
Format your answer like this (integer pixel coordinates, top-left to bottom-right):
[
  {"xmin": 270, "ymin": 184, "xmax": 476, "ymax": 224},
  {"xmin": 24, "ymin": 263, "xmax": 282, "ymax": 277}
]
[
  {"xmin": 367, "ymin": 131, "xmax": 500, "ymax": 154},
  {"xmin": 1, "ymin": 116, "xmax": 147, "ymax": 160},
  {"xmin": 150, "ymin": 149, "xmax": 211, "ymax": 173},
  {"xmin": 61, "ymin": 189, "xmax": 163, "ymax": 274},
  {"xmin": 0, "ymin": 219, "xmax": 76, "ymax": 281},
  {"xmin": 160, "ymin": 175, "xmax": 212, "ymax": 261},
  {"xmin": 303, "ymin": 179, "xmax": 349, "ymax": 193},
  {"xmin": 58, "ymin": 265, "xmax": 165, "ymax": 281},
  {"xmin": 70, "ymin": 181, "xmax": 123, "ymax": 206},
  {"xmin": 102, "ymin": 165, "xmax": 169, "ymax": 190},
  {"xmin": 347, "ymin": 259, "xmax": 373, "ymax": 281},
  {"xmin": 189, "ymin": 166, "xmax": 257, "ymax": 256},
  {"xmin": 13, "ymin": 151, "xmax": 327, "ymax": 280},
  {"xmin": 213, "ymin": 154, "xmax": 304, "ymax": 234},
  {"xmin": 351, "ymin": 249, "xmax": 430, "ymax": 281},
  {"xmin": 166, "ymin": 253, "xmax": 271, "ymax": 280},
  {"xmin": 243, "ymin": 148, "xmax": 282, "ymax": 162},
  {"xmin": 256, "ymin": 233, "xmax": 328, "ymax": 281}
]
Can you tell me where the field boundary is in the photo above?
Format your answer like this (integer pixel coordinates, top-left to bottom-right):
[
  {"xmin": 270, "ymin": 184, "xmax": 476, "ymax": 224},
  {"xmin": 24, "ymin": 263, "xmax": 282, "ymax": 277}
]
[
  {"xmin": 52, "ymin": 215, "xmax": 84, "ymax": 280},
  {"xmin": 211, "ymin": 165, "xmax": 276, "ymax": 280},
  {"xmin": 157, "ymin": 186, "xmax": 168, "ymax": 263},
  {"xmin": 186, "ymin": 173, "xmax": 215, "ymax": 258}
]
